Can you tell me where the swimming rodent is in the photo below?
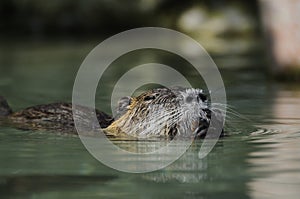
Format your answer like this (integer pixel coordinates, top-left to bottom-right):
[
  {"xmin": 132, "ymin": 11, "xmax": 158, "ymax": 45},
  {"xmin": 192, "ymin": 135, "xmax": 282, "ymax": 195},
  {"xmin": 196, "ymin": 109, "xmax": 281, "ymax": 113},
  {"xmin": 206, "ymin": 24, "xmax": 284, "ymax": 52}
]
[{"xmin": 0, "ymin": 88, "xmax": 224, "ymax": 138}]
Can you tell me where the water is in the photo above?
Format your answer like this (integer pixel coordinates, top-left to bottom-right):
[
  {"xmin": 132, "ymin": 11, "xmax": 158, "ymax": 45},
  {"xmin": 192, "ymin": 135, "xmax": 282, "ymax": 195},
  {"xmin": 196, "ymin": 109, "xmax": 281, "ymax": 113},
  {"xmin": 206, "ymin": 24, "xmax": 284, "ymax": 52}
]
[{"xmin": 1, "ymin": 40, "xmax": 300, "ymax": 199}]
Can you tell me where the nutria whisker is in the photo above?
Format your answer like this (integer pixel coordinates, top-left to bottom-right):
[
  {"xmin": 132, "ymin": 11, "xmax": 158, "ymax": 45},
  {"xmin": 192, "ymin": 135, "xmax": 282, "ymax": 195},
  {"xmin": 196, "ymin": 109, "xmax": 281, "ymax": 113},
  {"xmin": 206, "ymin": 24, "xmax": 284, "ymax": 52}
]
[{"xmin": 211, "ymin": 102, "xmax": 251, "ymax": 123}]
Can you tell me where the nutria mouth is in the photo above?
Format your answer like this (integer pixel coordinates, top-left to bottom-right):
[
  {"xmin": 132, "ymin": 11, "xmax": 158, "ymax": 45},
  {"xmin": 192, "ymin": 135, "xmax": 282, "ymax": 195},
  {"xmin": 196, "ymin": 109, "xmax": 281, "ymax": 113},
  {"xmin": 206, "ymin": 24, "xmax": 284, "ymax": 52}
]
[{"xmin": 0, "ymin": 88, "xmax": 224, "ymax": 138}]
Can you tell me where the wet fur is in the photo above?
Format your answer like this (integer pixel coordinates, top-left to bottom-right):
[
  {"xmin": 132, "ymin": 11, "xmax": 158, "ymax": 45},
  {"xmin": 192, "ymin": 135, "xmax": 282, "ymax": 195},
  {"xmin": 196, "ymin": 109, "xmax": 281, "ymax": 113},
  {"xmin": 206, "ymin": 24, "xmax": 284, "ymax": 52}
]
[
  {"xmin": 105, "ymin": 88, "xmax": 211, "ymax": 138},
  {"xmin": 0, "ymin": 88, "xmax": 218, "ymax": 138}
]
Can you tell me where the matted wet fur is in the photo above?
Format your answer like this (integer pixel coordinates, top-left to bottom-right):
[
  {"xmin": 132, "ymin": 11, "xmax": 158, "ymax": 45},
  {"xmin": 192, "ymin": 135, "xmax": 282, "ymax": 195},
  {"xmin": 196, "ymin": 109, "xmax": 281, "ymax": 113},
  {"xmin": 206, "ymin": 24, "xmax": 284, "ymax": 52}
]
[
  {"xmin": 0, "ymin": 87, "xmax": 224, "ymax": 138},
  {"xmin": 105, "ymin": 87, "xmax": 215, "ymax": 138}
]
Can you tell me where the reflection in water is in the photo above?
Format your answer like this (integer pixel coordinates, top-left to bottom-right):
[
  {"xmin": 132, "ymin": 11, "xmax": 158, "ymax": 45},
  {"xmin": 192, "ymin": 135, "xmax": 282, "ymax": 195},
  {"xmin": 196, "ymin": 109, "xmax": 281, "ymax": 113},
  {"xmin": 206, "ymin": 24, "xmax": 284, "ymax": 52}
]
[
  {"xmin": 141, "ymin": 143, "xmax": 209, "ymax": 183},
  {"xmin": 0, "ymin": 175, "xmax": 117, "ymax": 199},
  {"xmin": 272, "ymin": 90, "xmax": 300, "ymax": 125},
  {"xmin": 1, "ymin": 41, "xmax": 300, "ymax": 198},
  {"xmin": 247, "ymin": 89, "xmax": 300, "ymax": 199}
]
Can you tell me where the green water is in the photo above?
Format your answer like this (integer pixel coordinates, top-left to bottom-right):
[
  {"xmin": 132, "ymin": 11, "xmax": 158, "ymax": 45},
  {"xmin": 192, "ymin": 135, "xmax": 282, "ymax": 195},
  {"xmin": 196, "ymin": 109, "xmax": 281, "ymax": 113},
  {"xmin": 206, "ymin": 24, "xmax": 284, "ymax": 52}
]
[{"xmin": 1, "ymin": 41, "xmax": 300, "ymax": 199}]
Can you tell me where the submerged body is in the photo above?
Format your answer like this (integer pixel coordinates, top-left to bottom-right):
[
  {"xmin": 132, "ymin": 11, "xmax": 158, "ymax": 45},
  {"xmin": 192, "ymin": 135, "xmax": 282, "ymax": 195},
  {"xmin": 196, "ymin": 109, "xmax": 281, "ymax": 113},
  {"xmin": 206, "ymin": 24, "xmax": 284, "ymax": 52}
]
[{"xmin": 0, "ymin": 88, "xmax": 224, "ymax": 138}]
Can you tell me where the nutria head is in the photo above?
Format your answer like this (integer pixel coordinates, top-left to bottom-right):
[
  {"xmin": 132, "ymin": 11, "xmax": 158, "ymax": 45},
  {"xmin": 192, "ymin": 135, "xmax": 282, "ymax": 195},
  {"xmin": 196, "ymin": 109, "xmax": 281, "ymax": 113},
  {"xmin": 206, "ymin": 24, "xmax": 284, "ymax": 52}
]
[{"xmin": 105, "ymin": 87, "xmax": 215, "ymax": 139}]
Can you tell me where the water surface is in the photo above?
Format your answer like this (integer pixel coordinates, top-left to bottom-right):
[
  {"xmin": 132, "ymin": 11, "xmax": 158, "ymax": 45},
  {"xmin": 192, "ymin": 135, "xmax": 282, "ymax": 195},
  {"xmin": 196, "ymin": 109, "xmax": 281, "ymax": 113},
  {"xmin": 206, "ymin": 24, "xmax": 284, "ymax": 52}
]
[{"xmin": 0, "ymin": 41, "xmax": 300, "ymax": 199}]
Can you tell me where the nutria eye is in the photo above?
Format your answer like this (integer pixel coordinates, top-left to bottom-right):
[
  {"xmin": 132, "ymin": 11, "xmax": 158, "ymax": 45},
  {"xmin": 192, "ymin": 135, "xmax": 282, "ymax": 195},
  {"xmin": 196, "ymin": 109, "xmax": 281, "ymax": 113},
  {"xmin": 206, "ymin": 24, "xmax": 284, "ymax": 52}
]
[
  {"xmin": 144, "ymin": 95, "xmax": 155, "ymax": 101},
  {"xmin": 186, "ymin": 96, "xmax": 193, "ymax": 103},
  {"xmin": 198, "ymin": 93, "xmax": 207, "ymax": 102}
]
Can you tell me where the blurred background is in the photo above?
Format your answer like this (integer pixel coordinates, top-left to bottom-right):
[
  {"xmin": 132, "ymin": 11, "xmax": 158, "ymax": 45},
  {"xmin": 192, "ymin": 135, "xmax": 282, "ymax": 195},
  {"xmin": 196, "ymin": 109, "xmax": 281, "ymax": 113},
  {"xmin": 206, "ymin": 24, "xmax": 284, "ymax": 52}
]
[
  {"xmin": 1, "ymin": 1, "xmax": 300, "ymax": 199},
  {"xmin": 0, "ymin": 0, "xmax": 262, "ymax": 64},
  {"xmin": 0, "ymin": 0, "xmax": 267, "ymax": 109},
  {"xmin": 1, "ymin": 0, "xmax": 300, "ymax": 74}
]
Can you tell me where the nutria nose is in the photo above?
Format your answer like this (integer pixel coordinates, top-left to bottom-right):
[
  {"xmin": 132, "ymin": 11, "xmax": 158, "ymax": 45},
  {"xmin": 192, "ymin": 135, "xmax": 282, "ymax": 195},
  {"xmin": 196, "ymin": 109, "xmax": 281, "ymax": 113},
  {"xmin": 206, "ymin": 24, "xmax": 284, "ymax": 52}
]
[{"xmin": 198, "ymin": 93, "xmax": 207, "ymax": 102}]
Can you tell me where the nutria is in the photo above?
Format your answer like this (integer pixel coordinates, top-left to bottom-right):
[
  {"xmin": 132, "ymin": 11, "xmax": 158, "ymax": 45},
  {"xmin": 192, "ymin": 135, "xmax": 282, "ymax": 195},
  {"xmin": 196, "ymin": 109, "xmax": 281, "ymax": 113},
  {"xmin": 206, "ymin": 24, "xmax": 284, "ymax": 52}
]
[{"xmin": 0, "ymin": 88, "xmax": 224, "ymax": 138}]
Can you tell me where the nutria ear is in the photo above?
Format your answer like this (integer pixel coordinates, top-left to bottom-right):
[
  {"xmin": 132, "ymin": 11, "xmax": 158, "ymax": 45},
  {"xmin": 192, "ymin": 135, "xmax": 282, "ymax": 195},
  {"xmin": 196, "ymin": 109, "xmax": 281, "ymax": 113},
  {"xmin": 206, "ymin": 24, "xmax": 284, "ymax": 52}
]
[
  {"xmin": 118, "ymin": 96, "xmax": 131, "ymax": 107},
  {"xmin": 114, "ymin": 96, "xmax": 132, "ymax": 120}
]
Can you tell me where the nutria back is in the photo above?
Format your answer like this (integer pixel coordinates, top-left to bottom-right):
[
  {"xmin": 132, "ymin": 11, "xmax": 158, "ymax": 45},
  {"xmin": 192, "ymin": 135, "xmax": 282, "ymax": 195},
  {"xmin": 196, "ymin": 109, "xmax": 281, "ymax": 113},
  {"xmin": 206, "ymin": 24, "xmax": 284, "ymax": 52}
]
[{"xmin": 7, "ymin": 102, "xmax": 113, "ymax": 133}]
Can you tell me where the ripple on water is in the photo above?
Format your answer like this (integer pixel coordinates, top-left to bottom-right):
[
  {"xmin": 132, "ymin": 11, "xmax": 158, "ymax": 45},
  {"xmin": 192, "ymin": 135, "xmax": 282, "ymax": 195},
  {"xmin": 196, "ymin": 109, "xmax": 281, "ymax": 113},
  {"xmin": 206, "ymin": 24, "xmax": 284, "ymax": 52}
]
[{"xmin": 246, "ymin": 123, "xmax": 300, "ymax": 199}]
